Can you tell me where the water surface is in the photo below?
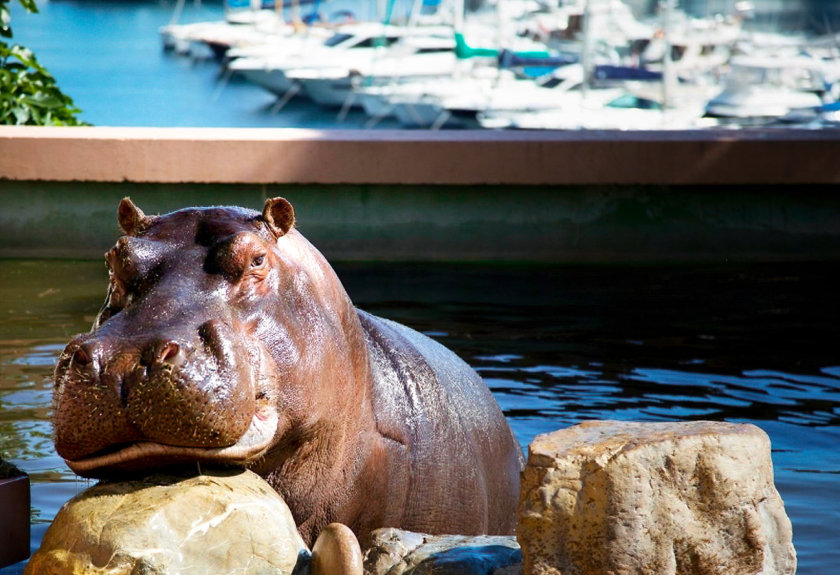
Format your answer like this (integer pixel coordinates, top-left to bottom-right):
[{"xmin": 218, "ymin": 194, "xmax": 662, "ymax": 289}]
[{"xmin": 1, "ymin": 260, "xmax": 838, "ymax": 573}]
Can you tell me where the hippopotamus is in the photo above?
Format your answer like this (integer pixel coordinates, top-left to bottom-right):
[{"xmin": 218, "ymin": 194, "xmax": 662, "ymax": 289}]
[{"xmin": 53, "ymin": 197, "xmax": 523, "ymax": 545}]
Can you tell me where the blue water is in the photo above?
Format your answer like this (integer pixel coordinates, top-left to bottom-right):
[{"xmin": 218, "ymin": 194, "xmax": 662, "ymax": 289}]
[
  {"xmin": 7, "ymin": 0, "xmax": 404, "ymax": 127},
  {"xmin": 1, "ymin": 260, "xmax": 838, "ymax": 573}
]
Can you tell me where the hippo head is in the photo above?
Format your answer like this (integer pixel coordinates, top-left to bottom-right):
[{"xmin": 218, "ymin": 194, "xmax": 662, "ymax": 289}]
[{"xmin": 53, "ymin": 197, "xmax": 361, "ymax": 478}]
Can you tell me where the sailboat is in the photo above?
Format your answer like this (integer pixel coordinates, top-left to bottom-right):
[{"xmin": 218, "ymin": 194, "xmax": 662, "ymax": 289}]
[
  {"xmin": 160, "ymin": 0, "xmax": 317, "ymax": 59},
  {"xmin": 227, "ymin": 22, "xmax": 456, "ymax": 98},
  {"xmin": 705, "ymin": 54, "xmax": 828, "ymax": 123}
]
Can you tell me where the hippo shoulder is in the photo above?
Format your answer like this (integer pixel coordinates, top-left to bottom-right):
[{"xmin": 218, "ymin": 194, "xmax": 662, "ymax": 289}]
[
  {"xmin": 356, "ymin": 309, "xmax": 509, "ymax": 455},
  {"xmin": 355, "ymin": 309, "xmax": 522, "ymax": 535}
]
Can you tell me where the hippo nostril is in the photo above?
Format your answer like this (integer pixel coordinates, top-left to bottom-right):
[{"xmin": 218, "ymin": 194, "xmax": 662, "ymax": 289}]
[
  {"xmin": 120, "ymin": 377, "xmax": 130, "ymax": 407},
  {"xmin": 72, "ymin": 347, "xmax": 91, "ymax": 366},
  {"xmin": 157, "ymin": 341, "xmax": 181, "ymax": 365}
]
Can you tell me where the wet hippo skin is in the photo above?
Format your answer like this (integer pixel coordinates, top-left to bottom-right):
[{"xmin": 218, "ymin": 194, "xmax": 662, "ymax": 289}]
[{"xmin": 52, "ymin": 197, "xmax": 523, "ymax": 546}]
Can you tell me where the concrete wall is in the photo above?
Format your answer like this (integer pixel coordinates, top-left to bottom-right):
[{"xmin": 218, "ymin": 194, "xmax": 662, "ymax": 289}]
[{"xmin": 2, "ymin": 127, "xmax": 840, "ymax": 262}]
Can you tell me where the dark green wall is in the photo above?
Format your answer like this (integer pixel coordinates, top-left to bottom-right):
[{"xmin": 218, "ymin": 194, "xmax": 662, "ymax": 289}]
[{"xmin": 2, "ymin": 181, "xmax": 840, "ymax": 262}]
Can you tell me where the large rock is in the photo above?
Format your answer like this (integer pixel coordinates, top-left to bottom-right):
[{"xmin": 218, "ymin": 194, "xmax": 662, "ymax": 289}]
[
  {"xmin": 364, "ymin": 528, "xmax": 521, "ymax": 575},
  {"xmin": 25, "ymin": 468, "xmax": 309, "ymax": 575},
  {"xmin": 518, "ymin": 421, "xmax": 796, "ymax": 575}
]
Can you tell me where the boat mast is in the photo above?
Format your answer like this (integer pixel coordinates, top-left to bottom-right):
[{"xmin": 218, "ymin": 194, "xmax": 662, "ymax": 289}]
[
  {"xmin": 581, "ymin": 0, "xmax": 593, "ymax": 100},
  {"xmin": 661, "ymin": 0, "xmax": 676, "ymax": 113}
]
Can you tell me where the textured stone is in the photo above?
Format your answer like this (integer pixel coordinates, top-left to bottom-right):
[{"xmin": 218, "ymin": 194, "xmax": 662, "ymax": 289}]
[
  {"xmin": 25, "ymin": 468, "xmax": 309, "ymax": 575},
  {"xmin": 312, "ymin": 523, "xmax": 364, "ymax": 575},
  {"xmin": 518, "ymin": 420, "xmax": 796, "ymax": 575},
  {"xmin": 363, "ymin": 527, "xmax": 521, "ymax": 575}
]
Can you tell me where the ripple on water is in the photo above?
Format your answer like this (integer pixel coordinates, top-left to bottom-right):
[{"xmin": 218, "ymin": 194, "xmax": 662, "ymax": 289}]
[
  {"xmin": 1, "ymin": 261, "xmax": 839, "ymax": 574},
  {"xmin": 6, "ymin": 343, "xmax": 65, "ymax": 367}
]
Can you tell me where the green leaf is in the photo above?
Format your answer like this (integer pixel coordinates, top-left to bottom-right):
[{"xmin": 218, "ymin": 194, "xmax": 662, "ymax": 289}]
[
  {"xmin": 11, "ymin": 106, "xmax": 29, "ymax": 124},
  {"xmin": 0, "ymin": 0, "xmax": 87, "ymax": 126},
  {"xmin": 4, "ymin": 61, "xmax": 26, "ymax": 72},
  {"xmin": 17, "ymin": 0, "xmax": 38, "ymax": 14},
  {"xmin": 22, "ymin": 92, "xmax": 64, "ymax": 109},
  {"xmin": 0, "ymin": 6, "xmax": 11, "ymax": 38},
  {"xmin": 10, "ymin": 44, "xmax": 34, "ymax": 61}
]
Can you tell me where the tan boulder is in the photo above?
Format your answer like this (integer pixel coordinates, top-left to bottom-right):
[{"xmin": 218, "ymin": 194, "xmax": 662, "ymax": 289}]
[
  {"xmin": 25, "ymin": 468, "xmax": 309, "ymax": 575},
  {"xmin": 518, "ymin": 420, "xmax": 796, "ymax": 575}
]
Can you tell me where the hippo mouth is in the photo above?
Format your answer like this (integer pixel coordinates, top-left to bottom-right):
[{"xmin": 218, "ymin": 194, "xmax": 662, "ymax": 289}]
[{"xmin": 63, "ymin": 405, "xmax": 279, "ymax": 476}]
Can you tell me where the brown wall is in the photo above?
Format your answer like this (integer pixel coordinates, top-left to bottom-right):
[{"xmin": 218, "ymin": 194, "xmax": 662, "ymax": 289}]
[{"xmin": 2, "ymin": 126, "xmax": 840, "ymax": 185}]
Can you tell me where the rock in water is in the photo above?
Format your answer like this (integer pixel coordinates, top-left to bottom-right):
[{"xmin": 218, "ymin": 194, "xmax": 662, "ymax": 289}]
[
  {"xmin": 518, "ymin": 421, "xmax": 796, "ymax": 575},
  {"xmin": 25, "ymin": 469, "xmax": 309, "ymax": 575},
  {"xmin": 312, "ymin": 523, "xmax": 364, "ymax": 575},
  {"xmin": 363, "ymin": 528, "xmax": 521, "ymax": 575}
]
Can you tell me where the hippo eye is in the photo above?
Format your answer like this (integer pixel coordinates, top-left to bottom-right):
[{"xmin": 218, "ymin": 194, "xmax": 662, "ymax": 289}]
[{"xmin": 251, "ymin": 254, "xmax": 265, "ymax": 268}]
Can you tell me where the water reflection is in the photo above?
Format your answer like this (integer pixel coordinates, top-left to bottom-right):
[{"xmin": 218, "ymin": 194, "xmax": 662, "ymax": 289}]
[
  {"xmin": 340, "ymin": 261, "xmax": 840, "ymax": 573},
  {"xmin": 1, "ymin": 260, "xmax": 838, "ymax": 573},
  {"xmin": 0, "ymin": 260, "xmax": 106, "ymax": 568}
]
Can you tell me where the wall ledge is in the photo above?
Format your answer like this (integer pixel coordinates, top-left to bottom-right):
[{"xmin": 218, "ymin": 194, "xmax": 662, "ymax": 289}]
[{"xmin": 2, "ymin": 126, "xmax": 840, "ymax": 185}]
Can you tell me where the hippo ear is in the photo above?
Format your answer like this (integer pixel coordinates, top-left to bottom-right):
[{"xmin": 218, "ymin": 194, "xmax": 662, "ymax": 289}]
[
  {"xmin": 262, "ymin": 197, "xmax": 295, "ymax": 238},
  {"xmin": 118, "ymin": 197, "xmax": 153, "ymax": 236}
]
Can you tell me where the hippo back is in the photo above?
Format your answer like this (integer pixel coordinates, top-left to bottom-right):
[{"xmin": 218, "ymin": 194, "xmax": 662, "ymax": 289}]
[{"xmin": 357, "ymin": 310, "xmax": 522, "ymax": 536}]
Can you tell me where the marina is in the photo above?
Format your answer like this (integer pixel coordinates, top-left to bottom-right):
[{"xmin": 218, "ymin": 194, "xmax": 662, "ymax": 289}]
[
  {"xmin": 148, "ymin": 0, "xmax": 840, "ymax": 129},
  {"xmin": 8, "ymin": 0, "xmax": 840, "ymax": 129}
]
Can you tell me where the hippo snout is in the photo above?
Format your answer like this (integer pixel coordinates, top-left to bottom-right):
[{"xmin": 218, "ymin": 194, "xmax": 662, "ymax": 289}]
[
  {"xmin": 68, "ymin": 337, "xmax": 183, "ymax": 402},
  {"xmin": 54, "ymin": 322, "xmax": 257, "ymax": 467}
]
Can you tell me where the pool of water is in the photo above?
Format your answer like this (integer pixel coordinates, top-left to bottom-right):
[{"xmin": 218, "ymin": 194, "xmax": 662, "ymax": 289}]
[{"xmin": 1, "ymin": 259, "xmax": 838, "ymax": 573}]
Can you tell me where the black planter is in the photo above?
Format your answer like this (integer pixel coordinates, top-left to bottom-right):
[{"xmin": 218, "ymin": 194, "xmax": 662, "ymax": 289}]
[{"xmin": 0, "ymin": 459, "xmax": 30, "ymax": 568}]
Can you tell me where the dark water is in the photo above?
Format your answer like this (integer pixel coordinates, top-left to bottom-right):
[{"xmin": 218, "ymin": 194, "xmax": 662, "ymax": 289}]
[{"xmin": 1, "ymin": 259, "xmax": 838, "ymax": 573}]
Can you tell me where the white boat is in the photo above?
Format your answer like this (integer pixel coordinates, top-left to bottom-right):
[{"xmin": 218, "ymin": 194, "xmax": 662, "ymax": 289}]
[
  {"xmin": 364, "ymin": 75, "xmax": 493, "ymax": 127},
  {"xmin": 706, "ymin": 87, "xmax": 824, "ymax": 121},
  {"xmin": 477, "ymin": 68, "xmax": 717, "ymax": 130},
  {"xmin": 526, "ymin": 0, "xmax": 653, "ymax": 54},
  {"xmin": 283, "ymin": 34, "xmax": 457, "ymax": 107},
  {"xmin": 705, "ymin": 54, "xmax": 827, "ymax": 121},
  {"xmin": 160, "ymin": 9, "xmax": 288, "ymax": 59},
  {"xmin": 346, "ymin": 17, "xmax": 558, "ymax": 127},
  {"xmin": 356, "ymin": 78, "xmax": 465, "ymax": 124},
  {"xmin": 226, "ymin": 22, "xmax": 455, "ymax": 97},
  {"xmin": 224, "ymin": 25, "xmax": 335, "ymax": 60},
  {"xmin": 637, "ymin": 10, "xmax": 741, "ymax": 83},
  {"xmin": 226, "ymin": 30, "xmax": 338, "ymax": 95},
  {"xmin": 361, "ymin": 66, "xmax": 607, "ymax": 128},
  {"xmin": 479, "ymin": 96, "xmax": 715, "ymax": 130}
]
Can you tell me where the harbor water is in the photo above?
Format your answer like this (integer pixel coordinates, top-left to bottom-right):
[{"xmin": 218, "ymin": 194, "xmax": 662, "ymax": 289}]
[
  {"xmin": 1, "ymin": 260, "xmax": 839, "ymax": 573},
  {"xmin": 7, "ymin": 0, "xmax": 398, "ymax": 128}
]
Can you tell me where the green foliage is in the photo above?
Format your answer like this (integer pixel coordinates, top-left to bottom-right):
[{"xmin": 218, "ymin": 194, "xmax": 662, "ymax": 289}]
[{"xmin": 1, "ymin": 0, "xmax": 87, "ymax": 125}]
